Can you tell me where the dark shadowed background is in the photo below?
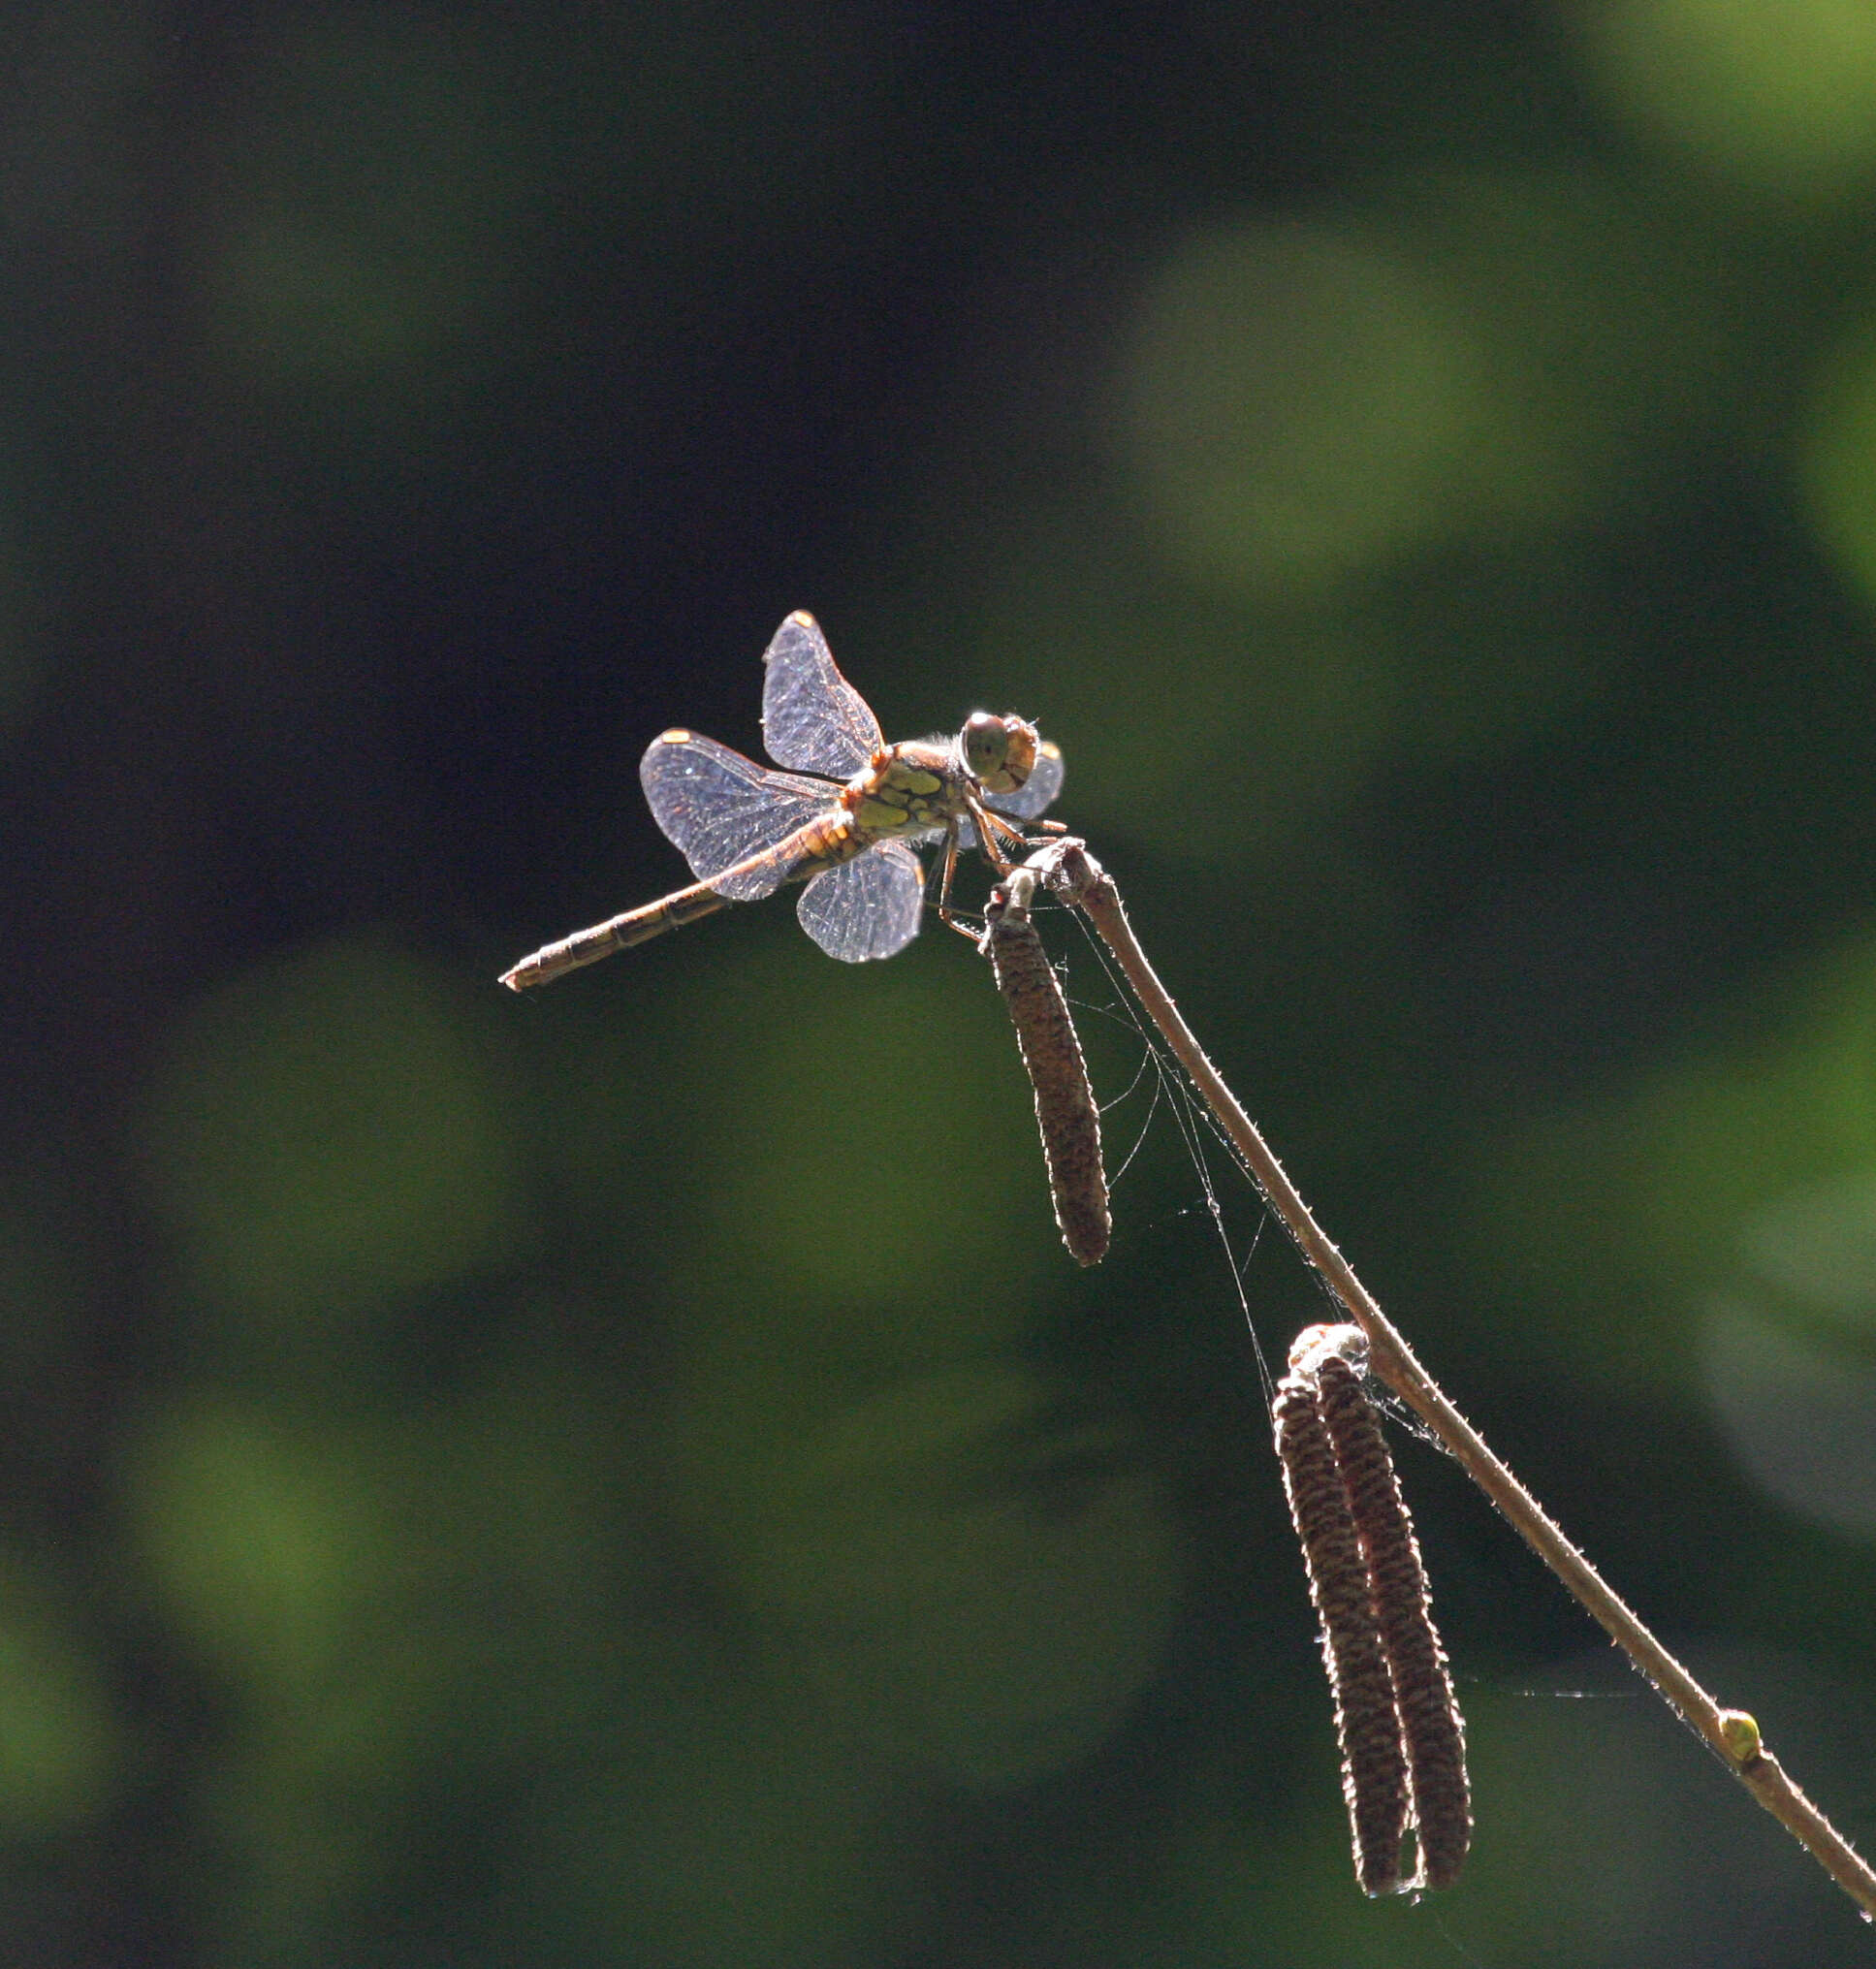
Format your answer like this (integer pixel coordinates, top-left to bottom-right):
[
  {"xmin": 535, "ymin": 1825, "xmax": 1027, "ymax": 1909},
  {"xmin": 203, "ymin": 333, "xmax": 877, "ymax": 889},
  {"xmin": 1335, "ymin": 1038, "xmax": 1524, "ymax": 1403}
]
[{"xmin": 6, "ymin": 1, "xmax": 1876, "ymax": 1962}]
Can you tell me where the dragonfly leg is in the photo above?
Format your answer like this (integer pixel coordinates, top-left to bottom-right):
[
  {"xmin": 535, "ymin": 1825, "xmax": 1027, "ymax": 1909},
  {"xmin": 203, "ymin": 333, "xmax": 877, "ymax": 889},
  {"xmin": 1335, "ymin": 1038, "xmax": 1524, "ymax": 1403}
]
[
  {"xmin": 934, "ymin": 823, "xmax": 980, "ymax": 942},
  {"xmin": 980, "ymin": 807, "xmax": 1033, "ymax": 866},
  {"xmin": 936, "ymin": 804, "xmax": 1040, "ymax": 943}
]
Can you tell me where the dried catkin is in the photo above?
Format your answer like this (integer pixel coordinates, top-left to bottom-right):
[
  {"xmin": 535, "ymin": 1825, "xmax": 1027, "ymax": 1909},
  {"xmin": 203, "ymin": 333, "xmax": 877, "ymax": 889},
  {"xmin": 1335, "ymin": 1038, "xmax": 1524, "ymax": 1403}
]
[
  {"xmin": 1316, "ymin": 1350, "xmax": 1472, "ymax": 1890},
  {"xmin": 1273, "ymin": 1363, "xmax": 1410, "ymax": 1895},
  {"xmin": 981, "ymin": 874, "xmax": 1110, "ymax": 1265}
]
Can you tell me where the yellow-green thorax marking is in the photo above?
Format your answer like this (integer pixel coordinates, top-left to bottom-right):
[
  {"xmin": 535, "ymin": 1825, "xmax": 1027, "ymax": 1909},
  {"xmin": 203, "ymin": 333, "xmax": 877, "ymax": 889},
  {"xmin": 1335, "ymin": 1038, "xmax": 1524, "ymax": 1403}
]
[{"xmin": 843, "ymin": 741, "xmax": 968, "ymax": 838}]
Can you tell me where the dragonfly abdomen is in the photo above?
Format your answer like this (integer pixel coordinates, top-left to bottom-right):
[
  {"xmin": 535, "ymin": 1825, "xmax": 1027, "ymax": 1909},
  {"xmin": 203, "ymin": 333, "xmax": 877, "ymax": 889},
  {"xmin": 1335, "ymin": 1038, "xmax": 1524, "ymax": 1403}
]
[
  {"xmin": 499, "ymin": 877, "xmax": 733, "ymax": 988},
  {"xmin": 775, "ymin": 812, "xmax": 870, "ymax": 873}
]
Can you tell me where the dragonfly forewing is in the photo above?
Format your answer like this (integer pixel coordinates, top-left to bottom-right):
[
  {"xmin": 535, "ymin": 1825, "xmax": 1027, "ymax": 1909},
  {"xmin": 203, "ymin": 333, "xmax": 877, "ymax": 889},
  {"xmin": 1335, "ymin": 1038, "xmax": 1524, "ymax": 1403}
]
[
  {"xmin": 640, "ymin": 728, "xmax": 837, "ymax": 901},
  {"xmin": 760, "ymin": 611, "xmax": 885, "ymax": 778},
  {"xmin": 796, "ymin": 838, "xmax": 928, "ymax": 961}
]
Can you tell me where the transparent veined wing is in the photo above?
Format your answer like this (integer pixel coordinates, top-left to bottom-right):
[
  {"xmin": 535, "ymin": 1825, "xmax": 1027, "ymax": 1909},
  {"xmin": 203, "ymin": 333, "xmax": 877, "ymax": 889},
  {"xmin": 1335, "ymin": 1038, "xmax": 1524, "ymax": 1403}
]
[
  {"xmin": 640, "ymin": 729, "xmax": 835, "ymax": 901},
  {"xmin": 759, "ymin": 612, "xmax": 884, "ymax": 778},
  {"xmin": 796, "ymin": 839, "xmax": 927, "ymax": 961},
  {"xmin": 959, "ymin": 739, "xmax": 1065, "ymax": 849}
]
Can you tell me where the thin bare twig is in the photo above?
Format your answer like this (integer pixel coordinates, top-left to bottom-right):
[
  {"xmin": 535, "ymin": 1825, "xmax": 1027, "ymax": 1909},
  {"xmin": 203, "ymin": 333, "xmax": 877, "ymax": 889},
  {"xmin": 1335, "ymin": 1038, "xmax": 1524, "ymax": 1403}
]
[{"xmin": 1027, "ymin": 836, "xmax": 1876, "ymax": 1923}]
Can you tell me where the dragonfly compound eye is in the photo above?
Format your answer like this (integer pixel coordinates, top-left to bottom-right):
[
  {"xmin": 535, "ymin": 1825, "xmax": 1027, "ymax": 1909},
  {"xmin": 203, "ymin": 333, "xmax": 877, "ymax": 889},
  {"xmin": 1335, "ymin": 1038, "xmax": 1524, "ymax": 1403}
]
[
  {"xmin": 966, "ymin": 713, "xmax": 1040, "ymax": 795},
  {"xmin": 962, "ymin": 712, "xmax": 1012, "ymax": 784}
]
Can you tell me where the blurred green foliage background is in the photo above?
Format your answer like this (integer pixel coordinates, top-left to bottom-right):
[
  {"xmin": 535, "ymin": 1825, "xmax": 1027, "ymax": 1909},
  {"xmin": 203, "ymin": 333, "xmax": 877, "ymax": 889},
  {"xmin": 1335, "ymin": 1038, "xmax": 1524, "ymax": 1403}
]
[{"xmin": 8, "ymin": 0, "xmax": 1876, "ymax": 1961}]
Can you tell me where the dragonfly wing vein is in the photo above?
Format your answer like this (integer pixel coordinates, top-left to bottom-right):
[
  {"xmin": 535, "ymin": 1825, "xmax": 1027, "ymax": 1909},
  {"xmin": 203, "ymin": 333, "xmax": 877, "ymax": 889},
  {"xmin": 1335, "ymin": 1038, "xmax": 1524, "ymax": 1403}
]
[
  {"xmin": 796, "ymin": 839, "xmax": 926, "ymax": 961},
  {"xmin": 640, "ymin": 730, "xmax": 833, "ymax": 899},
  {"xmin": 760, "ymin": 612, "xmax": 884, "ymax": 778}
]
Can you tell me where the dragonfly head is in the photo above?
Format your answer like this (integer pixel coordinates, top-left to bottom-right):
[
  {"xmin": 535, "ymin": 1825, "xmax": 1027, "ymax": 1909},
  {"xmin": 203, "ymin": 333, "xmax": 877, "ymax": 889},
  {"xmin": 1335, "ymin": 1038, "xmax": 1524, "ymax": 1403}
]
[{"xmin": 961, "ymin": 711, "xmax": 1041, "ymax": 795}]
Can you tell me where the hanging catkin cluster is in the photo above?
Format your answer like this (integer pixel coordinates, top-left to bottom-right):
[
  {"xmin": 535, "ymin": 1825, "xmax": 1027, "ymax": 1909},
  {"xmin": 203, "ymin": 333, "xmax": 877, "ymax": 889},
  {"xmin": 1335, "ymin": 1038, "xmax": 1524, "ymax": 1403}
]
[{"xmin": 1273, "ymin": 1323, "xmax": 1471, "ymax": 1895}]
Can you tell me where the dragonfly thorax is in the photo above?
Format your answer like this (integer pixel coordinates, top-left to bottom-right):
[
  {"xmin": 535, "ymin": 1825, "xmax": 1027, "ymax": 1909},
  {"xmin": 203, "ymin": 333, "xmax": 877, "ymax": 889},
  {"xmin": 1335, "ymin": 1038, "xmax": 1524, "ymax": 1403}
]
[{"xmin": 841, "ymin": 741, "xmax": 975, "ymax": 839}]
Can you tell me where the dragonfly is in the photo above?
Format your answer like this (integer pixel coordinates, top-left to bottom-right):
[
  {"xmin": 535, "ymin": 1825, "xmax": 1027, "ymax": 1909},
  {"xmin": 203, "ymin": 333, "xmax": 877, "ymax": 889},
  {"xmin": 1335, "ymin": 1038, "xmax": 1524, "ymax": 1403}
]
[{"xmin": 500, "ymin": 611, "xmax": 1064, "ymax": 988}]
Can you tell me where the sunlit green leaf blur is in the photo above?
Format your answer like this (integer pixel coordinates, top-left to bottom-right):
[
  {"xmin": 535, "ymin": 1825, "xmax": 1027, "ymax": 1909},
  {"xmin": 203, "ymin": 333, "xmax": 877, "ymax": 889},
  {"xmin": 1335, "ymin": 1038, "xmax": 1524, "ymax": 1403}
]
[{"xmin": 9, "ymin": 1, "xmax": 1876, "ymax": 1961}]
